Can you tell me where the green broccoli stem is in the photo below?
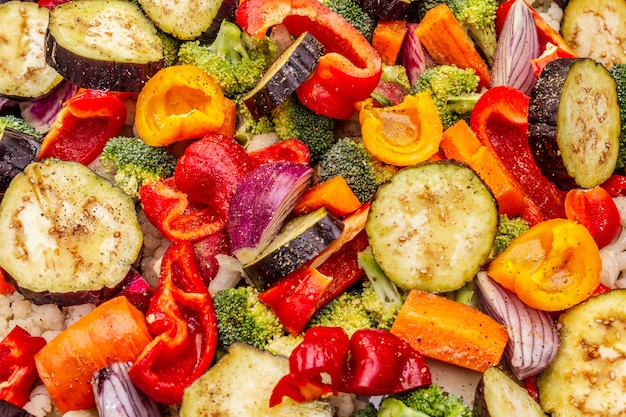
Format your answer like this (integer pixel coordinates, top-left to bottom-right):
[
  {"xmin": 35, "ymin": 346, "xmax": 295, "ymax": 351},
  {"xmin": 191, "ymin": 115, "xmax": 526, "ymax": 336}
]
[
  {"xmin": 378, "ymin": 398, "xmax": 431, "ymax": 417},
  {"xmin": 446, "ymin": 92, "xmax": 483, "ymax": 118},
  {"xmin": 209, "ymin": 20, "xmax": 249, "ymax": 62},
  {"xmin": 358, "ymin": 247, "xmax": 404, "ymax": 308},
  {"xmin": 465, "ymin": 23, "xmax": 497, "ymax": 66}
]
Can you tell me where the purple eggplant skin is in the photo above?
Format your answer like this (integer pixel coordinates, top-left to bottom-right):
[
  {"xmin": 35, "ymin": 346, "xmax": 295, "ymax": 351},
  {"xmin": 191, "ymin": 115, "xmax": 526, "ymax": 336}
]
[
  {"xmin": 0, "ymin": 400, "xmax": 35, "ymax": 417},
  {"xmin": 0, "ymin": 127, "xmax": 41, "ymax": 198}
]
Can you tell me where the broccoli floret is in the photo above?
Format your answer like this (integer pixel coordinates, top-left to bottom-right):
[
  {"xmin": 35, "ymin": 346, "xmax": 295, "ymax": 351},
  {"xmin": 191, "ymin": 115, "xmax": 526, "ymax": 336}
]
[
  {"xmin": 177, "ymin": 20, "xmax": 277, "ymax": 97},
  {"xmin": 317, "ymin": 137, "xmax": 397, "ymax": 203},
  {"xmin": 0, "ymin": 115, "xmax": 42, "ymax": 138},
  {"xmin": 414, "ymin": 64, "xmax": 481, "ymax": 129},
  {"xmin": 450, "ymin": 0, "xmax": 498, "ymax": 66},
  {"xmin": 381, "ymin": 64, "xmax": 412, "ymax": 93},
  {"xmin": 353, "ymin": 402, "xmax": 379, "ymax": 417},
  {"xmin": 100, "ymin": 136, "xmax": 177, "ymax": 199},
  {"xmin": 609, "ymin": 63, "xmax": 626, "ymax": 171},
  {"xmin": 319, "ymin": 0, "xmax": 377, "ymax": 41},
  {"xmin": 235, "ymin": 99, "xmax": 275, "ymax": 145},
  {"xmin": 157, "ymin": 30, "xmax": 181, "ymax": 67},
  {"xmin": 213, "ymin": 286, "xmax": 288, "ymax": 351},
  {"xmin": 414, "ymin": 0, "xmax": 454, "ymax": 21},
  {"xmin": 380, "ymin": 384, "xmax": 472, "ymax": 417},
  {"xmin": 272, "ymin": 96, "xmax": 335, "ymax": 163},
  {"xmin": 491, "ymin": 214, "xmax": 530, "ymax": 256}
]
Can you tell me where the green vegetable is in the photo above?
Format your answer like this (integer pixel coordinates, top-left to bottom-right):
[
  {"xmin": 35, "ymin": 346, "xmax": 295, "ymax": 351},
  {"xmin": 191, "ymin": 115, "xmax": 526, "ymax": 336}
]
[
  {"xmin": 100, "ymin": 136, "xmax": 177, "ymax": 199},
  {"xmin": 609, "ymin": 63, "xmax": 626, "ymax": 172},
  {"xmin": 272, "ymin": 96, "xmax": 335, "ymax": 162},
  {"xmin": 234, "ymin": 99, "xmax": 275, "ymax": 145},
  {"xmin": 317, "ymin": 137, "xmax": 397, "ymax": 203},
  {"xmin": 381, "ymin": 64, "xmax": 412, "ymax": 93},
  {"xmin": 449, "ymin": 0, "xmax": 498, "ymax": 65},
  {"xmin": 177, "ymin": 20, "xmax": 277, "ymax": 97},
  {"xmin": 379, "ymin": 384, "xmax": 473, "ymax": 417},
  {"xmin": 319, "ymin": 0, "xmax": 377, "ymax": 42},
  {"xmin": 0, "ymin": 115, "xmax": 42, "ymax": 138},
  {"xmin": 414, "ymin": 64, "xmax": 482, "ymax": 129},
  {"xmin": 414, "ymin": 0, "xmax": 454, "ymax": 21},
  {"xmin": 352, "ymin": 402, "xmax": 380, "ymax": 417},
  {"xmin": 156, "ymin": 30, "xmax": 181, "ymax": 67},
  {"xmin": 491, "ymin": 214, "xmax": 530, "ymax": 256}
]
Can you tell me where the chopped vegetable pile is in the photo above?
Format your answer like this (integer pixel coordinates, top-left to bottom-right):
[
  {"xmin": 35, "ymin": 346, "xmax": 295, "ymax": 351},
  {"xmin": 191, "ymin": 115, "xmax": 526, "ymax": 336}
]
[{"xmin": 0, "ymin": 0, "xmax": 626, "ymax": 416}]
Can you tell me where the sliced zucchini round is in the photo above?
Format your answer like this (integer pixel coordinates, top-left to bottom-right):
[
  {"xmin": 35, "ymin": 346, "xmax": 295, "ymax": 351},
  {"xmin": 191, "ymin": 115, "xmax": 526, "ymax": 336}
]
[
  {"xmin": 243, "ymin": 207, "xmax": 344, "ymax": 290},
  {"xmin": 243, "ymin": 31, "xmax": 325, "ymax": 120},
  {"xmin": 528, "ymin": 58, "xmax": 621, "ymax": 190},
  {"xmin": 365, "ymin": 161, "xmax": 499, "ymax": 293},
  {"xmin": 0, "ymin": 159, "xmax": 143, "ymax": 306},
  {"xmin": 46, "ymin": 0, "xmax": 164, "ymax": 92},
  {"xmin": 0, "ymin": 1, "xmax": 63, "ymax": 99},
  {"xmin": 537, "ymin": 289, "xmax": 626, "ymax": 417}
]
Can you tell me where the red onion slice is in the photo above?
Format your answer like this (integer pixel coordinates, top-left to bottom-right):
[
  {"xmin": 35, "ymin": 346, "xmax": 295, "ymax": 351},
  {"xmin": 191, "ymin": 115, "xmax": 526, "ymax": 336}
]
[
  {"xmin": 475, "ymin": 271, "xmax": 559, "ymax": 380},
  {"xmin": 400, "ymin": 23, "xmax": 435, "ymax": 90}
]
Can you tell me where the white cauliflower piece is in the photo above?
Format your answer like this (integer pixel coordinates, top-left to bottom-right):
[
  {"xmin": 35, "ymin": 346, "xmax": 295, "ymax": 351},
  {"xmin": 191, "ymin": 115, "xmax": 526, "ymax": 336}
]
[
  {"xmin": 529, "ymin": 0, "xmax": 564, "ymax": 32},
  {"xmin": 599, "ymin": 196, "xmax": 626, "ymax": 289}
]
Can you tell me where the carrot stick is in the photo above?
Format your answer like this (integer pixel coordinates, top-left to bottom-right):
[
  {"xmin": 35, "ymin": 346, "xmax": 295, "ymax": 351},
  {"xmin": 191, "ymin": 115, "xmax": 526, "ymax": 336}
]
[
  {"xmin": 34, "ymin": 296, "xmax": 153, "ymax": 414},
  {"xmin": 293, "ymin": 176, "xmax": 362, "ymax": 217},
  {"xmin": 440, "ymin": 120, "xmax": 527, "ymax": 217},
  {"xmin": 371, "ymin": 19, "xmax": 408, "ymax": 66},
  {"xmin": 415, "ymin": 4, "xmax": 491, "ymax": 89},
  {"xmin": 390, "ymin": 290, "xmax": 508, "ymax": 372}
]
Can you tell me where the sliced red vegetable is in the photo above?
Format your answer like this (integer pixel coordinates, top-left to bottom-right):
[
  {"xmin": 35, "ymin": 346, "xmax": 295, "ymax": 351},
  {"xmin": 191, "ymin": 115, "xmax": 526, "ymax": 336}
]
[
  {"xmin": 128, "ymin": 242, "xmax": 218, "ymax": 405},
  {"xmin": 530, "ymin": 42, "xmax": 577, "ymax": 77},
  {"xmin": 236, "ymin": 0, "xmax": 382, "ymax": 120},
  {"xmin": 469, "ymin": 86, "xmax": 566, "ymax": 225},
  {"xmin": 174, "ymin": 133, "xmax": 254, "ymax": 219},
  {"xmin": 37, "ymin": 89, "xmax": 127, "ymax": 165},
  {"xmin": 601, "ymin": 174, "xmax": 626, "ymax": 197},
  {"xmin": 0, "ymin": 326, "xmax": 46, "ymax": 408},
  {"xmin": 118, "ymin": 270, "xmax": 154, "ymax": 315},
  {"xmin": 247, "ymin": 138, "xmax": 311, "ymax": 168},
  {"xmin": 139, "ymin": 177, "xmax": 225, "ymax": 243},
  {"xmin": 270, "ymin": 327, "xmax": 431, "ymax": 406},
  {"xmin": 228, "ymin": 161, "xmax": 313, "ymax": 265},
  {"xmin": 490, "ymin": 0, "xmax": 540, "ymax": 95},
  {"xmin": 564, "ymin": 186, "xmax": 621, "ymax": 249},
  {"xmin": 400, "ymin": 23, "xmax": 434, "ymax": 90}
]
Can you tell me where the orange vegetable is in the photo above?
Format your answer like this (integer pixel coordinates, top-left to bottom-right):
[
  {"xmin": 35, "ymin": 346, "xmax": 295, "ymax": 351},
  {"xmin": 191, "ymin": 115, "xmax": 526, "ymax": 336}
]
[
  {"xmin": 135, "ymin": 64, "xmax": 232, "ymax": 147},
  {"xmin": 415, "ymin": 4, "xmax": 491, "ymax": 89},
  {"xmin": 371, "ymin": 19, "xmax": 408, "ymax": 66},
  {"xmin": 487, "ymin": 218, "xmax": 602, "ymax": 312},
  {"xmin": 440, "ymin": 119, "xmax": 527, "ymax": 217},
  {"xmin": 390, "ymin": 290, "xmax": 508, "ymax": 372},
  {"xmin": 293, "ymin": 176, "xmax": 362, "ymax": 217},
  {"xmin": 34, "ymin": 296, "xmax": 153, "ymax": 414},
  {"xmin": 358, "ymin": 92, "xmax": 443, "ymax": 166}
]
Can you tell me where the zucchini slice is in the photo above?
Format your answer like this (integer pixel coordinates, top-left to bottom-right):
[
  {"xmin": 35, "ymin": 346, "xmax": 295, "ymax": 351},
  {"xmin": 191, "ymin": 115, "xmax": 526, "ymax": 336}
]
[
  {"xmin": 537, "ymin": 289, "xmax": 626, "ymax": 417},
  {"xmin": 46, "ymin": 0, "xmax": 164, "ymax": 92},
  {"xmin": 0, "ymin": 159, "xmax": 143, "ymax": 306},
  {"xmin": 473, "ymin": 367, "xmax": 548, "ymax": 417},
  {"xmin": 528, "ymin": 58, "xmax": 621, "ymax": 190},
  {"xmin": 365, "ymin": 161, "xmax": 499, "ymax": 293},
  {"xmin": 243, "ymin": 207, "xmax": 344, "ymax": 290},
  {"xmin": 0, "ymin": 1, "xmax": 63, "ymax": 99},
  {"xmin": 560, "ymin": 0, "xmax": 626, "ymax": 68},
  {"xmin": 243, "ymin": 32, "xmax": 325, "ymax": 120}
]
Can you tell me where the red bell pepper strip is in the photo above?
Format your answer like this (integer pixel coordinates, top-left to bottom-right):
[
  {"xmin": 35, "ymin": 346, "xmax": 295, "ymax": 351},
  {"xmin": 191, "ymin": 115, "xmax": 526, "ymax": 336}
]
[
  {"xmin": 564, "ymin": 186, "xmax": 621, "ymax": 249},
  {"xmin": 128, "ymin": 242, "xmax": 218, "ymax": 405},
  {"xmin": 0, "ymin": 326, "xmax": 47, "ymax": 407},
  {"xmin": 174, "ymin": 134, "xmax": 254, "ymax": 219},
  {"xmin": 523, "ymin": 375, "xmax": 540, "ymax": 404},
  {"xmin": 270, "ymin": 327, "xmax": 432, "ymax": 406},
  {"xmin": 248, "ymin": 138, "xmax": 311, "ymax": 169},
  {"xmin": 469, "ymin": 86, "xmax": 566, "ymax": 225},
  {"xmin": 530, "ymin": 42, "xmax": 577, "ymax": 77},
  {"xmin": 139, "ymin": 177, "xmax": 226, "ymax": 242},
  {"xmin": 37, "ymin": 89, "xmax": 128, "ymax": 165},
  {"xmin": 235, "ymin": 0, "xmax": 382, "ymax": 120},
  {"xmin": 601, "ymin": 174, "xmax": 626, "ymax": 197},
  {"xmin": 0, "ymin": 271, "xmax": 15, "ymax": 295}
]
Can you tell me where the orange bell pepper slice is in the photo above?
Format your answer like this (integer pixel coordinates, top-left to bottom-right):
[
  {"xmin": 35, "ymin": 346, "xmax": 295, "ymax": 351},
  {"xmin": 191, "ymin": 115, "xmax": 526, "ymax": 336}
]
[{"xmin": 135, "ymin": 65, "xmax": 232, "ymax": 147}]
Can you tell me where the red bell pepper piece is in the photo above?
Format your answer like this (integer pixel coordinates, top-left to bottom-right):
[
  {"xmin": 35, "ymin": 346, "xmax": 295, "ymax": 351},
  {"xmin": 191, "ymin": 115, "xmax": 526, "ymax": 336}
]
[
  {"xmin": 128, "ymin": 242, "xmax": 218, "ymax": 405},
  {"xmin": 530, "ymin": 42, "xmax": 577, "ymax": 77},
  {"xmin": 139, "ymin": 177, "xmax": 225, "ymax": 242},
  {"xmin": 0, "ymin": 271, "xmax": 15, "ymax": 295},
  {"xmin": 469, "ymin": 86, "xmax": 566, "ymax": 225},
  {"xmin": 270, "ymin": 327, "xmax": 431, "ymax": 406},
  {"xmin": 592, "ymin": 283, "xmax": 612, "ymax": 297},
  {"xmin": 37, "ymin": 89, "xmax": 128, "ymax": 165},
  {"xmin": 174, "ymin": 134, "xmax": 254, "ymax": 219},
  {"xmin": 38, "ymin": 0, "xmax": 69, "ymax": 8},
  {"xmin": 564, "ymin": 186, "xmax": 621, "ymax": 249},
  {"xmin": 523, "ymin": 375, "xmax": 540, "ymax": 404},
  {"xmin": 601, "ymin": 174, "xmax": 626, "ymax": 197},
  {"xmin": 236, "ymin": 0, "xmax": 382, "ymax": 120},
  {"xmin": 248, "ymin": 138, "xmax": 311, "ymax": 169},
  {"xmin": 0, "ymin": 326, "xmax": 47, "ymax": 407}
]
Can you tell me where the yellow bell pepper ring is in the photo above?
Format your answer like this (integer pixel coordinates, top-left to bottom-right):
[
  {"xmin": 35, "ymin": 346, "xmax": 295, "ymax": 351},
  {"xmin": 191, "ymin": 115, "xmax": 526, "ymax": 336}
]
[
  {"xmin": 487, "ymin": 218, "xmax": 601, "ymax": 312},
  {"xmin": 135, "ymin": 64, "xmax": 230, "ymax": 147},
  {"xmin": 358, "ymin": 92, "xmax": 443, "ymax": 166}
]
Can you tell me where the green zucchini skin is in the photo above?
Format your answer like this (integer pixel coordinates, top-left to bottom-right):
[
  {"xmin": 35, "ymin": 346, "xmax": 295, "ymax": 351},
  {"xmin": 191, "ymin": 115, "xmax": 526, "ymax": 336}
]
[
  {"xmin": 243, "ymin": 208, "xmax": 344, "ymax": 290},
  {"xmin": 528, "ymin": 57, "xmax": 621, "ymax": 190},
  {"xmin": 243, "ymin": 32, "xmax": 325, "ymax": 120}
]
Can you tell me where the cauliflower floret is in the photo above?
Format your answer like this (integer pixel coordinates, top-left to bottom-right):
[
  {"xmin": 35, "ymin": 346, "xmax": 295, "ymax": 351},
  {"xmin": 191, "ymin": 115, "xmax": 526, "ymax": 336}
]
[
  {"xmin": 529, "ymin": 0, "xmax": 564, "ymax": 32},
  {"xmin": 23, "ymin": 384, "xmax": 55, "ymax": 417},
  {"xmin": 137, "ymin": 207, "xmax": 171, "ymax": 287},
  {"xmin": 599, "ymin": 196, "xmax": 626, "ymax": 288}
]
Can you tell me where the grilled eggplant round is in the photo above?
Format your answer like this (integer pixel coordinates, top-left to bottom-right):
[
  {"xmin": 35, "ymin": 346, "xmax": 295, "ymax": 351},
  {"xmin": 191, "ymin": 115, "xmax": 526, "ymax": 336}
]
[{"xmin": 528, "ymin": 58, "xmax": 621, "ymax": 190}]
